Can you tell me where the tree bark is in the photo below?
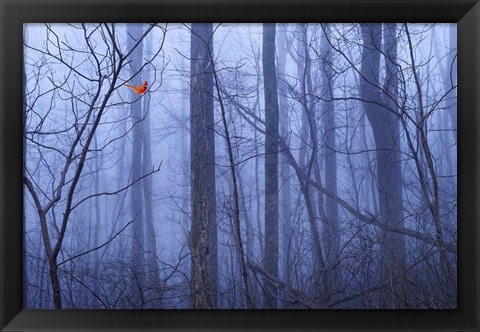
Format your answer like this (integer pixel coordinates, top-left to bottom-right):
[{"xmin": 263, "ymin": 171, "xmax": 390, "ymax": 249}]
[
  {"xmin": 276, "ymin": 26, "xmax": 293, "ymax": 288},
  {"xmin": 127, "ymin": 23, "xmax": 146, "ymax": 307},
  {"xmin": 263, "ymin": 23, "xmax": 280, "ymax": 309},
  {"xmin": 142, "ymin": 34, "xmax": 163, "ymax": 308},
  {"xmin": 446, "ymin": 24, "xmax": 457, "ymax": 143},
  {"xmin": 189, "ymin": 23, "xmax": 216, "ymax": 309},
  {"xmin": 320, "ymin": 24, "xmax": 342, "ymax": 297},
  {"xmin": 360, "ymin": 23, "xmax": 406, "ymax": 308},
  {"xmin": 296, "ymin": 23, "xmax": 327, "ymax": 305}
]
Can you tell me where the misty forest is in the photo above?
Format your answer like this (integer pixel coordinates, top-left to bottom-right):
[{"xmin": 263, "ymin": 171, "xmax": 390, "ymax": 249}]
[{"xmin": 23, "ymin": 23, "xmax": 457, "ymax": 309}]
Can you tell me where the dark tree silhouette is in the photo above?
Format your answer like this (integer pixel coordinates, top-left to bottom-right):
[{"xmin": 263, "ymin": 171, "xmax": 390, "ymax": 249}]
[
  {"xmin": 188, "ymin": 23, "xmax": 217, "ymax": 309},
  {"xmin": 262, "ymin": 23, "xmax": 280, "ymax": 309}
]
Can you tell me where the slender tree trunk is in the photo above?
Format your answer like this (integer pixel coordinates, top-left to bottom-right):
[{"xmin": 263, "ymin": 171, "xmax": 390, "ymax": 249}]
[
  {"xmin": 254, "ymin": 119, "xmax": 264, "ymax": 262},
  {"xmin": 23, "ymin": 185, "xmax": 63, "ymax": 309},
  {"xmin": 320, "ymin": 25, "xmax": 342, "ymax": 297},
  {"xmin": 446, "ymin": 24, "xmax": 457, "ymax": 143},
  {"xmin": 127, "ymin": 23, "xmax": 146, "ymax": 307},
  {"xmin": 276, "ymin": 26, "xmax": 293, "ymax": 288},
  {"xmin": 41, "ymin": 213, "xmax": 62, "ymax": 309},
  {"xmin": 219, "ymin": 99, "xmax": 254, "ymax": 309},
  {"xmin": 296, "ymin": 24, "xmax": 309, "ymax": 171},
  {"xmin": 435, "ymin": 24, "xmax": 456, "ymax": 196},
  {"xmin": 263, "ymin": 23, "xmax": 280, "ymax": 309},
  {"xmin": 189, "ymin": 23, "xmax": 216, "ymax": 309},
  {"xmin": 142, "ymin": 34, "xmax": 163, "ymax": 308},
  {"xmin": 404, "ymin": 24, "xmax": 453, "ymax": 304},
  {"xmin": 237, "ymin": 172, "xmax": 254, "ymax": 261},
  {"xmin": 48, "ymin": 257, "xmax": 62, "ymax": 308},
  {"xmin": 181, "ymin": 83, "xmax": 189, "ymax": 228},
  {"xmin": 360, "ymin": 23, "xmax": 406, "ymax": 308},
  {"xmin": 296, "ymin": 23, "xmax": 326, "ymax": 304},
  {"xmin": 93, "ymin": 135, "xmax": 101, "ymax": 307}
]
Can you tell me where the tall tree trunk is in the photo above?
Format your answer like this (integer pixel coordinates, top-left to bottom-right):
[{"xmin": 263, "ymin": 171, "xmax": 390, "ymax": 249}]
[
  {"xmin": 24, "ymin": 178, "xmax": 63, "ymax": 308},
  {"xmin": 127, "ymin": 23, "xmax": 146, "ymax": 308},
  {"xmin": 209, "ymin": 46, "xmax": 253, "ymax": 308},
  {"xmin": 48, "ymin": 257, "xmax": 62, "ymax": 308},
  {"xmin": 178, "ymin": 74, "xmax": 190, "ymax": 309},
  {"xmin": 181, "ymin": 82, "xmax": 189, "ymax": 227},
  {"xmin": 276, "ymin": 25, "xmax": 293, "ymax": 288},
  {"xmin": 262, "ymin": 23, "xmax": 279, "ymax": 309},
  {"xmin": 237, "ymin": 171, "xmax": 254, "ymax": 261},
  {"xmin": 189, "ymin": 23, "xmax": 216, "ymax": 309},
  {"xmin": 320, "ymin": 24, "xmax": 342, "ymax": 298},
  {"xmin": 142, "ymin": 34, "xmax": 163, "ymax": 308},
  {"xmin": 296, "ymin": 23, "xmax": 326, "ymax": 305},
  {"xmin": 254, "ymin": 107, "xmax": 264, "ymax": 263},
  {"xmin": 296, "ymin": 24, "xmax": 309, "ymax": 171},
  {"xmin": 93, "ymin": 135, "xmax": 101, "ymax": 307},
  {"xmin": 404, "ymin": 24, "xmax": 453, "ymax": 304},
  {"xmin": 435, "ymin": 24, "xmax": 456, "ymax": 189},
  {"xmin": 360, "ymin": 23, "xmax": 406, "ymax": 308}
]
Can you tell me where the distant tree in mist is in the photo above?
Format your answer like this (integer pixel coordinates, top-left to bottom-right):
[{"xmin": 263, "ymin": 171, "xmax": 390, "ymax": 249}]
[
  {"xmin": 359, "ymin": 23, "xmax": 406, "ymax": 307},
  {"xmin": 262, "ymin": 23, "xmax": 280, "ymax": 309}
]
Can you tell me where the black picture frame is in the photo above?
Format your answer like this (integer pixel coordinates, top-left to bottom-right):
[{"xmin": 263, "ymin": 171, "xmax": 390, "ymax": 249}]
[{"xmin": 1, "ymin": 0, "xmax": 478, "ymax": 331}]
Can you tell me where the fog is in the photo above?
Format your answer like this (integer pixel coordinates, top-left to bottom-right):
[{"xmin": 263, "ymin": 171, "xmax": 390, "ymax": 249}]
[{"xmin": 23, "ymin": 23, "xmax": 457, "ymax": 309}]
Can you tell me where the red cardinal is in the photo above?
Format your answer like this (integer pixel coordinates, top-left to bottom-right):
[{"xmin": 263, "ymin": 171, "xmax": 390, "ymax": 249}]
[{"xmin": 124, "ymin": 81, "xmax": 148, "ymax": 95}]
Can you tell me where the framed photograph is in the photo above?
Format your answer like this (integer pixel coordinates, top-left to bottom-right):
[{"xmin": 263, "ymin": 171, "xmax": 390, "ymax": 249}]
[{"xmin": 1, "ymin": 0, "xmax": 479, "ymax": 331}]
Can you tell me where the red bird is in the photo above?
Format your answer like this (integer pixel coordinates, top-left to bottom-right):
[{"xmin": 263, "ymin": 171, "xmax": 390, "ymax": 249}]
[{"xmin": 124, "ymin": 81, "xmax": 148, "ymax": 95}]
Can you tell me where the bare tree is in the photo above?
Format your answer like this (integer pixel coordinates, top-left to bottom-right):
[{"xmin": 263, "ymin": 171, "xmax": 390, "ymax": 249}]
[
  {"xmin": 262, "ymin": 23, "xmax": 280, "ymax": 309},
  {"xmin": 188, "ymin": 23, "xmax": 216, "ymax": 309},
  {"xmin": 359, "ymin": 23, "xmax": 406, "ymax": 307},
  {"xmin": 24, "ymin": 23, "xmax": 161, "ymax": 308},
  {"xmin": 23, "ymin": 23, "xmax": 457, "ymax": 309},
  {"xmin": 127, "ymin": 22, "xmax": 147, "ymax": 307},
  {"xmin": 320, "ymin": 24, "xmax": 342, "ymax": 298},
  {"xmin": 142, "ymin": 34, "xmax": 163, "ymax": 309},
  {"xmin": 276, "ymin": 25, "xmax": 293, "ymax": 288}
]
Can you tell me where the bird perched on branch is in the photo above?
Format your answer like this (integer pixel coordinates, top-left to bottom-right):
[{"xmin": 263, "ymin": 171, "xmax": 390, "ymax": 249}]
[{"xmin": 124, "ymin": 81, "xmax": 148, "ymax": 95}]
